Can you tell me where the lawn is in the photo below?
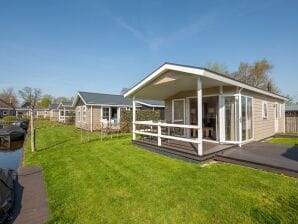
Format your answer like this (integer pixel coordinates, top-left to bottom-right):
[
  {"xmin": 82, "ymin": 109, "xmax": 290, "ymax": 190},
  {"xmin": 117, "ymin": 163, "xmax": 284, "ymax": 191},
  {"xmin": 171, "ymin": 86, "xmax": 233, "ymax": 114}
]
[
  {"xmin": 25, "ymin": 121, "xmax": 298, "ymax": 224},
  {"xmin": 266, "ymin": 137, "xmax": 298, "ymax": 146}
]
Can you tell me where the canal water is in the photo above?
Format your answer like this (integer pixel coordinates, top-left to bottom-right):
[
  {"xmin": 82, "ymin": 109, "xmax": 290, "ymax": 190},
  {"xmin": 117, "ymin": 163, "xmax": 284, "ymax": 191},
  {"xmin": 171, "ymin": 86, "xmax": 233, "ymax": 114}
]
[{"xmin": 0, "ymin": 141, "xmax": 24, "ymax": 170}]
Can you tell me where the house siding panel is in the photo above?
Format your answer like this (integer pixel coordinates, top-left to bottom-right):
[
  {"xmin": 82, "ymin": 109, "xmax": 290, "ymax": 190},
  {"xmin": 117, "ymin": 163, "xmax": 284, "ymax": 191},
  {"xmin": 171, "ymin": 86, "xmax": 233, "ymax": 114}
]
[{"xmin": 242, "ymin": 89, "xmax": 285, "ymax": 141}]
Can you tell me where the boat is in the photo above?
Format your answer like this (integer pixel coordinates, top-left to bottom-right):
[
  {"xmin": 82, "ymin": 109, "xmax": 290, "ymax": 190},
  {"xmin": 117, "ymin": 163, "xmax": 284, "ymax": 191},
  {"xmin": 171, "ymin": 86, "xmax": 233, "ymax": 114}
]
[
  {"xmin": 12, "ymin": 119, "xmax": 29, "ymax": 131},
  {"xmin": 0, "ymin": 168, "xmax": 16, "ymax": 223},
  {"xmin": 0, "ymin": 127, "xmax": 26, "ymax": 149}
]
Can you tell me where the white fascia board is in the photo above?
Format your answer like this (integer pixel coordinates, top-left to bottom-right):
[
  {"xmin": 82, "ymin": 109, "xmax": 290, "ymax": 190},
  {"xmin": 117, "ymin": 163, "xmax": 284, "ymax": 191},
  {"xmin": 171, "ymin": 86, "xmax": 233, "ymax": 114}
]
[
  {"xmin": 124, "ymin": 64, "xmax": 203, "ymax": 98},
  {"xmin": 85, "ymin": 104, "xmax": 137, "ymax": 107},
  {"xmin": 135, "ymin": 101, "xmax": 165, "ymax": 108},
  {"xmin": 124, "ymin": 63, "xmax": 287, "ymax": 101},
  {"xmin": 72, "ymin": 92, "xmax": 87, "ymax": 107},
  {"xmin": 202, "ymin": 70, "xmax": 288, "ymax": 101}
]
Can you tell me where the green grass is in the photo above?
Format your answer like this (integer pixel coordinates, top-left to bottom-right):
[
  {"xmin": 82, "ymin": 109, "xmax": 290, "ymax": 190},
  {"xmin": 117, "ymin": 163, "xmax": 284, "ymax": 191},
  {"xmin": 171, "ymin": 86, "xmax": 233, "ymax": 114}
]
[
  {"xmin": 25, "ymin": 121, "xmax": 298, "ymax": 223},
  {"xmin": 266, "ymin": 137, "xmax": 298, "ymax": 146}
]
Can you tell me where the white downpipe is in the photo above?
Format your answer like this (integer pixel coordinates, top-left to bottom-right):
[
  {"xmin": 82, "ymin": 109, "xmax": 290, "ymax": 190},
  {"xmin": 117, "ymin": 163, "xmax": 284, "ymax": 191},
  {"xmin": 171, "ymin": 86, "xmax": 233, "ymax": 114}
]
[
  {"xmin": 238, "ymin": 88, "xmax": 243, "ymax": 147},
  {"xmin": 90, "ymin": 105, "xmax": 93, "ymax": 132},
  {"xmin": 64, "ymin": 108, "xmax": 66, "ymax": 123},
  {"xmin": 197, "ymin": 78, "xmax": 203, "ymax": 156},
  {"xmin": 132, "ymin": 96, "xmax": 136, "ymax": 140}
]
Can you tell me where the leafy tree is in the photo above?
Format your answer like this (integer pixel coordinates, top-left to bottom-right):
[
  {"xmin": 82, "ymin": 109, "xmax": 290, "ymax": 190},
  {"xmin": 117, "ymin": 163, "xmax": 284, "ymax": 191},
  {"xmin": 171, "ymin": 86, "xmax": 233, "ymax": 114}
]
[
  {"xmin": 0, "ymin": 87, "xmax": 18, "ymax": 107},
  {"xmin": 38, "ymin": 96, "xmax": 52, "ymax": 108},
  {"xmin": 232, "ymin": 59, "xmax": 280, "ymax": 94},
  {"xmin": 206, "ymin": 62, "xmax": 229, "ymax": 75},
  {"xmin": 18, "ymin": 87, "xmax": 42, "ymax": 152}
]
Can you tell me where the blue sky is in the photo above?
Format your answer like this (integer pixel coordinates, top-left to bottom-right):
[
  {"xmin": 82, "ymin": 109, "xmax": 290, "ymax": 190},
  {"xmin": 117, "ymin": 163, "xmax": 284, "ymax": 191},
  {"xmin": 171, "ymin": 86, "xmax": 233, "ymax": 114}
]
[{"xmin": 0, "ymin": 0, "xmax": 297, "ymax": 100}]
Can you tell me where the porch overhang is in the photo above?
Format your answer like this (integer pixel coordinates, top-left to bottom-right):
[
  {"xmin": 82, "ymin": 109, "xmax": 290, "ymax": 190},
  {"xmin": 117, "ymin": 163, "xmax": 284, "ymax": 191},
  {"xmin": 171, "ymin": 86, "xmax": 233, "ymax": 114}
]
[{"xmin": 124, "ymin": 63, "xmax": 288, "ymax": 101}]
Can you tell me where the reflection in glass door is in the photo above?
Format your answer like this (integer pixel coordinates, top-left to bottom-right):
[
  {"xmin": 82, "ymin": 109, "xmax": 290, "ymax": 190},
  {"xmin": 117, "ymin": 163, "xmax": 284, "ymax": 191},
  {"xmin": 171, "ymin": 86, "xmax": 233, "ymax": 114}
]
[
  {"xmin": 222, "ymin": 95, "xmax": 253, "ymax": 143},
  {"xmin": 241, "ymin": 96, "xmax": 253, "ymax": 141},
  {"xmin": 224, "ymin": 96, "xmax": 239, "ymax": 142}
]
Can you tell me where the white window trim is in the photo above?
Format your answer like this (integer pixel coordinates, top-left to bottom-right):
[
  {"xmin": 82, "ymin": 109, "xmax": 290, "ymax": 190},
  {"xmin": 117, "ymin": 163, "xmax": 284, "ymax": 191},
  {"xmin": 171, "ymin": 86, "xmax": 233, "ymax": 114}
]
[
  {"xmin": 82, "ymin": 106, "xmax": 87, "ymax": 123},
  {"xmin": 77, "ymin": 107, "xmax": 81, "ymax": 122},
  {"xmin": 172, "ymin": 99, "xmax": 185, "ymax": 123},
  {"xmin": 102, "ymin": 107, "xmax": 110, "ymax": 121},
  {"xmin": 262, "ymin": 101, "xmax": 268, "ymax": 119}
]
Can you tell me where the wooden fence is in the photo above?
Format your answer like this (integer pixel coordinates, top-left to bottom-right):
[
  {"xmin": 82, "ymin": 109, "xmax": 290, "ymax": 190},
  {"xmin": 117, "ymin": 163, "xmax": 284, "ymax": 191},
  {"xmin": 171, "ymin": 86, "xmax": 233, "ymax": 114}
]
[{"xmin": 285, "ymin": 115, "xmax": 298, "ymax": 133}]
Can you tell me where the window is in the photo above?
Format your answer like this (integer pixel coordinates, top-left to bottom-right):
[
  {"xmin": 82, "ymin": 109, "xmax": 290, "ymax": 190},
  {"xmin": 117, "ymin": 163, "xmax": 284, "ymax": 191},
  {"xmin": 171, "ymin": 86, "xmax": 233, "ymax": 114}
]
[
  {"xmin": 102, "ymin": 107, "xmax": 110, "ymax": 120},
  {"xmin": 82, "ymin": 106, "xmax": 86, "ymax": 122},
  {"xmin": 279, "ymin": 103, "xmax": 282, "ymax": 118},
  {"xmin": 172, "ymin": 99, "xmax": 185, "ymax": 123},
  {"xmin": 262, "ymin": 101, "xmax": 268, "ymax": 119},
  {"xmin": 77, "ymin": 108, "xmax": 81, "ymax": 122}
]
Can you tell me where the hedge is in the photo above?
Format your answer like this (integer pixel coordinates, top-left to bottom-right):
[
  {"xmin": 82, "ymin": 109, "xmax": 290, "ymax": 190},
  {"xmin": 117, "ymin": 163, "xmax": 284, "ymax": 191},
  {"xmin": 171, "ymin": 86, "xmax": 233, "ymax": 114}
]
[
  {"xmin": 120, "ymin": 110, "xmax": 161, "ymax": 132},
  {"xmin": 2, "ymin": 116, "xmax": 18, "ymax": 122}
]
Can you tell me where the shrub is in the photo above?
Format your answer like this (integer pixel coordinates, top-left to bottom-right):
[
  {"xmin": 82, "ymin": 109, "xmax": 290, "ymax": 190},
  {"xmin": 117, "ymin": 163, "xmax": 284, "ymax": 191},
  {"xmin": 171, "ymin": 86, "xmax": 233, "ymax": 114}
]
[
  {"xmin": 120, "ymin": 110, "xmax": 161, "ymax": 133},
  {"xmin": 3, "ymin": 115, "xmax": 18, "ymax": 122}
]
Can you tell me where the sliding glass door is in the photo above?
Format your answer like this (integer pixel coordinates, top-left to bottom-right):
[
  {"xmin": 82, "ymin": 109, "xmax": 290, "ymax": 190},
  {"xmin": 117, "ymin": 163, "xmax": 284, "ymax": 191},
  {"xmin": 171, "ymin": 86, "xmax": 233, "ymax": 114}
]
[
  {"xmin": 223, "ymin": 96, "xmax": 239, "ymax": 142},
  {"xmin": 241, "ymin": 96, "xmax": 253, "ymax": 141},
  {"xmin": 221, "ymin": 95, "xmax": 253, "ymax": 143}
]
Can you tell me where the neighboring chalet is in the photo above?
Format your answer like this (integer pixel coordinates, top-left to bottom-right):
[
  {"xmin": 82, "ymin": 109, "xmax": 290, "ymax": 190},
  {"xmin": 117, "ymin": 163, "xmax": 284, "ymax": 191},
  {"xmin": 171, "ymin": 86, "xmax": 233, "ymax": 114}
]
[
  {"xmin": 58, "ymin": 102, "xmax": 75, "ymax": 123},
  {"xmin": 49, "ymin": 103, "xmax": 59, "ymax": 121},
  {"xmin": 124, "ymin": 63, "xmax": 287, "ymax": 160},
  {"xmin": 16, "ymin": 102, "xmax": 31, "ymax": 118},
  {"xmin": 35, "ymin": 107, "xmax": 50, "ymax": 119},
  {"xmin": 0, "ymin": 98, "xmax": 15, "ymax": 118},
  {"xmin": 73, "ymin": 91, "xmax": 164, "ymax": 131}
]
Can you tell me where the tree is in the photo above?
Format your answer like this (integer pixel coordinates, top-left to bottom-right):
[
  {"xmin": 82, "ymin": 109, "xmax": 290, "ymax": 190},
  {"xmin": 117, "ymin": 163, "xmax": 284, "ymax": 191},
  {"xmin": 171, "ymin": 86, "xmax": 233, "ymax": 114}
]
[
  {"xmin": 232, "ymin": 59, "xmax": 280, "ymax": 94},
  {"xmin": 0, "ymin": 87, "xmax": 18, "ymax": 107},
  {"xmin": 206, "ymin": 62, "xmax": 229, "ymax": 75},
  {"xmin": 19, "ymin": 87, "xmax": 42, "ymax": 152},
  {"xmin": 37, "ymin": 96, "xmax": 52, "ymax": 108},
  {"xmin": 285, "ymin": 94, "xmax": 295, "ymax": 105},
  {"xmin": 120, "ymin": 88, "xmax": 130, "ymax": 95},
  {"xmin": 53, "ymin": 96, "xmax": 70, "ymax": 104}
]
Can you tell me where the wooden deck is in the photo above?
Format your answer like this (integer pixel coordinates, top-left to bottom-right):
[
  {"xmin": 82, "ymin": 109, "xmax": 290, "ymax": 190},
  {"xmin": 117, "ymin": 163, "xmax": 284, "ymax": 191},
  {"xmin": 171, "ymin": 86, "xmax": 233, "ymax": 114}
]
[{"xmin": 133, "ymin": 138, "xmax": 234, "ymax": 162}]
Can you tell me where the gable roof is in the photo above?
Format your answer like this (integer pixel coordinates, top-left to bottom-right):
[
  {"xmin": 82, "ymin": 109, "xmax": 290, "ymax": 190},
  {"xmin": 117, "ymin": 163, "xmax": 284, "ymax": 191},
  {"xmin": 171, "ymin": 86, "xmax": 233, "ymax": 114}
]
[
  {"xmin": 73, "ymin": 91, "xmax": 164, "ymax": 107},
  {"xmin": 61, "ymin": 101, "xmax": 72, "ymax": 106},
  {"xmin": 0, "ymin": 98, "xmax": 14, "ymax": 109},
  {"xmin": 48, "ymin": 103, "xmax": 59, "ymax": 110},
  {"xmin": 124, "ymin": 62, "xmax": 288, "ymax": 101},
  {"xmin": 286, "ymin": 104, "xmax": 298, "ymax": 112}
]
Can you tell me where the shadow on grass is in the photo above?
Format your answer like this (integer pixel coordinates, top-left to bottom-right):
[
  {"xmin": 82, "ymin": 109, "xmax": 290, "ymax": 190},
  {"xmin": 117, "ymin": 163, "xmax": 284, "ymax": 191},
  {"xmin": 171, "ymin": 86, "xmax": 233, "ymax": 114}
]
[
  {"xmin": 282, "ymin": 144, "xmax": 298, "ymax": 162},
  {"xmin": 37, "ymin": 138, "xmax": 75, "ymax": 152}
]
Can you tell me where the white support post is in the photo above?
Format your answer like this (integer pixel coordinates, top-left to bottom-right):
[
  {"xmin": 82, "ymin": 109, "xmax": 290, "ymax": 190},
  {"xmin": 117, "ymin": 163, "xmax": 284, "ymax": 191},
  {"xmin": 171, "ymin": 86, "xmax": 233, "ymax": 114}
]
[
  {"xmin": 90, "ymin": 106, "xmax": 93, "ymax": 132},
  {"xmin": 238, "ymin": 93, "xmax": 242, "ymax": 147},
  {"xmin": 219, "ymin": 86, "xmax": 224, "ymax": 143},
  {"xmin": 64, "ymin": 108, "xmax": 66, "ymax": 123},
  {"xmin": 132, "ymin": 96, "xmax": 136, "ymax": 140},
  {"xmin": 197, "ymin": 78, "xmax": 203, "ymax": 156},
  {"xmin": 157, "ymin": 122, "xmax": 161, "ymax": 146}
]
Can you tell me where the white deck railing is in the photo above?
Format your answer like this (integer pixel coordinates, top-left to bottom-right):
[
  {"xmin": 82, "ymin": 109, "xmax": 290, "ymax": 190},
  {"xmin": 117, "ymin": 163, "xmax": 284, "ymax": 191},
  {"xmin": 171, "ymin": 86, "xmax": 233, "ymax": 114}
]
[{"xmin": 134, "ymin": 120, "xmax": 201, "ymax": 146}]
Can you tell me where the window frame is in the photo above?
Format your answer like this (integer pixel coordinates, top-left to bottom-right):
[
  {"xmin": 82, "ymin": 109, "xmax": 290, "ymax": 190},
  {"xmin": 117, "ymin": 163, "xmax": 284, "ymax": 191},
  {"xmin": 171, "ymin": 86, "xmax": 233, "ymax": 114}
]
[
  {"xmin": 262, "ymin": 101, "xmax": 268, "ymax": 119},
  {"xmin": 82, "ymin": 106, "xmax": 87, "ymax": 123},
  {"xmin": 172, "ymin": 99, "xmax": 185, "ymax": 123},
  {"xmin": 102, "ymin": 107, "xmax": 110, "ymax": 120}
]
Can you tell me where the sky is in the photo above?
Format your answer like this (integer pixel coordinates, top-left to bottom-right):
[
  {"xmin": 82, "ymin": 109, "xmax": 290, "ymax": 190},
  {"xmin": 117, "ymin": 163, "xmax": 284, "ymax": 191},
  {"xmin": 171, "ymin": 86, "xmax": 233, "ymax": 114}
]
[{"xmin": 0, "ymin": 0, "xmax": 297, "ymax": 100}]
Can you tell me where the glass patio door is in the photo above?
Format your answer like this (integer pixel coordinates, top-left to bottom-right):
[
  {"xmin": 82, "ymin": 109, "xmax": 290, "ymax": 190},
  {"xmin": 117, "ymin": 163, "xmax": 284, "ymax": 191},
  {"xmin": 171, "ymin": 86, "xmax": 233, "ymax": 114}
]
[
  {"xmin": 222, "ymin": 96, "xmax": 239, "ymax": 142},
  {"xmin": 220, "ymin": 95, "xmax": 253, "ymax": 144}
]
